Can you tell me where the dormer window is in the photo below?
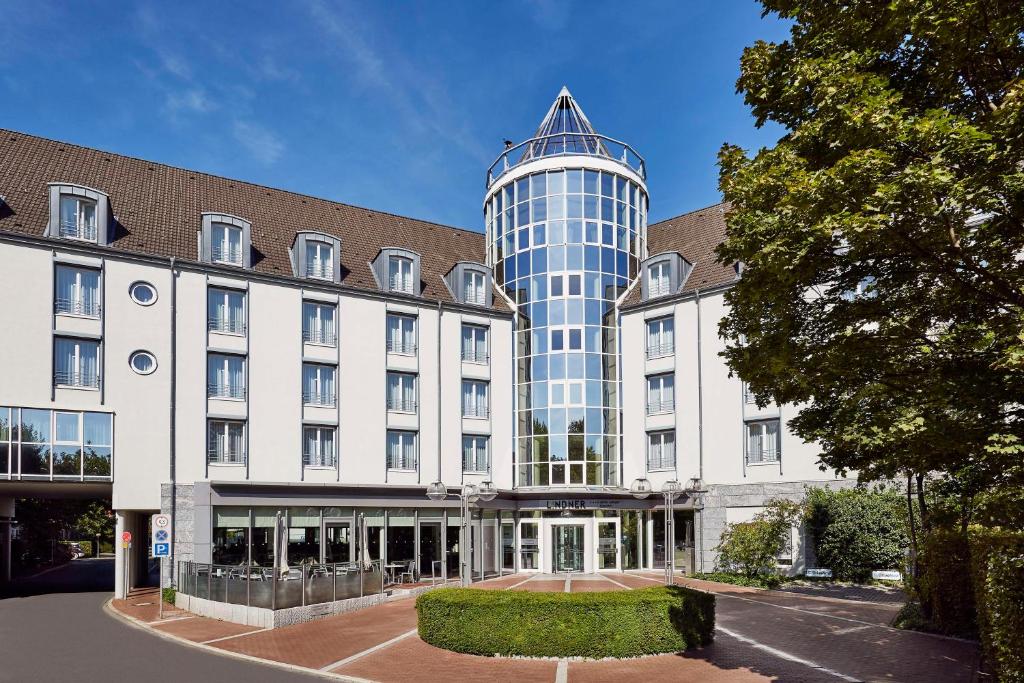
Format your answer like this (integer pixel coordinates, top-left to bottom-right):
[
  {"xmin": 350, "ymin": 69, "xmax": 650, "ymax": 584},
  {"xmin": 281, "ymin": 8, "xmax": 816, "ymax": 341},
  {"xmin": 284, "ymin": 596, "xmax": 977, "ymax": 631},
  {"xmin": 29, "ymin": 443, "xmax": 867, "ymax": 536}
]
[
  {"xmin": 464, "ymin": 270, "xmax": 486, "ymax": 306},
  {"xmin": 389, "ymin": 256, "xmax": 414, "ymax": 294},
  {"xmin": 445, "ymin": 262, "xmax": 493, "ymax": 307},
  {"xmin": 60, "ymin": 196, "xmax": 97, "ymax": 241},
  {"xmin": 306, "ymin": 241, "xmax": 333, "ymax": 280},
  {"xmin": 212, "ymin": 224, "xmax": 243, "ymax": 265},
  {"xmin": 291, "ymin": 232, "xmax": 341, "ymax": 283},
  {"xmin": 640, "ymin": 252, "xmax": 692, "ymax": 302},
  {"xmin": 649, "ymin": 261, "xmax": 670, "ymax": 297}
]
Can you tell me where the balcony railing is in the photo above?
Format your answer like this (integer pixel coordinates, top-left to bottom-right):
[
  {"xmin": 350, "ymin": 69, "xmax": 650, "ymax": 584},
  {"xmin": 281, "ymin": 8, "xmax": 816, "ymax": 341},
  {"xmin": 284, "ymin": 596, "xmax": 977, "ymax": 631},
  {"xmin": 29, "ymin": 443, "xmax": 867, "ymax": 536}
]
[
  {"xmin": 305, "ymin": 262, "xmax": 333, "ymax": 280},
  {"xmin": 54, "ymin": 371, "xmax": 100, "ymax": 389},
  {"xmin": 208, "ymin": 316, "xmax": 247, "ymax": 335},
  {"xmin": 646, "ymin": 399, "xmax": 674, "ymax": 415},
  {"xmin": 303, "ymin": 391, "xmax": 336, "ymax": 407},
  {"xmin": 746, "ymin": 449, "xmax": 780, "ymax": 465},
  {"xmin": 486, "ymin": 132, "xmax": 646, "ymax": 189},
  {"xmin": 461, "ymin": 348, "xmax": 489, "ymax": 363},
  {"xmin": 303, "ymin": 451, "xmax": 337, "ymax": 468},
  {"xmin": 208, "ymin": 448, "xmax": 246, "ymax": 465},
  {"xmin": 303, "ymin": 328, "xmax": 337, "ymax": 346},
  {"xmin": 59, "ymin": 220, "xmax": 97, "ymax": 241},
  {"xmin": 462, "ymin": 405, "xmax": 489, "ymax": 419},
  {"xmin": 208, "ymin": 383, "xmax": 246, "ymax": 400},
  {"xmin": 646, "ymin": 343, "xmax": 674, "ymax": 360},
  {"xmin": 211, "ymin": 245, "xmax": 243, "ymax": 265},
  {"xmin": 647, "ymin": 453, "xmax": 676, "ymax": 471},
  {"xmin": 55, "ymin": 298, "xmax": 102, "ymax": 318},
  {"xmin": 387, "ymin": 398, "xmax": 417, "ymax": 413},
  {"xmin": 386, "ymin": 339, "xmax": 417, "ymax": 355}
]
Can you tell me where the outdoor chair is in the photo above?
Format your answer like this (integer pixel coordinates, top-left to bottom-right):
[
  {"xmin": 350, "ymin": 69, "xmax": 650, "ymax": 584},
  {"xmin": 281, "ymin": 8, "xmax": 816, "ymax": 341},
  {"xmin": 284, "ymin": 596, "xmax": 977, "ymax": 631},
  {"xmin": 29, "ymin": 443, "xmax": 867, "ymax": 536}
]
[{"xmin": 399, "ymin": 560, "xmax": 415, "ymax": 584}]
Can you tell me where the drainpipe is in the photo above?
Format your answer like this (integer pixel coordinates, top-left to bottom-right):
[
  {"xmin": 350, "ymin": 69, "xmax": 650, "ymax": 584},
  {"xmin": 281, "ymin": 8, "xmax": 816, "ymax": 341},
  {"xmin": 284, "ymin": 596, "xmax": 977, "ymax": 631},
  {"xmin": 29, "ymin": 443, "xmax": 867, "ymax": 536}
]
[
  {"xmin": 694, "ymin": 287, "xmax": 704, "ymax": 572},
  {"xmin": 437, "ymin": 300, "xmax": 443, "ymax": 485},
  {"xmin": 169, "ymin": 258, "xmax": 177, "ymax": 585}
]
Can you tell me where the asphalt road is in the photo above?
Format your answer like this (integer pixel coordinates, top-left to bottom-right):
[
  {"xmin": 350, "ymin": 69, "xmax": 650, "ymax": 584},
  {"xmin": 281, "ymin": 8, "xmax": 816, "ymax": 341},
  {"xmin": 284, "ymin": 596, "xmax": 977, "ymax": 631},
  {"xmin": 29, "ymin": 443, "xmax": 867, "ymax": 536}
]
[{"xmin": 0, "ymin": 558, "xmax": 317, "ymax": 682}]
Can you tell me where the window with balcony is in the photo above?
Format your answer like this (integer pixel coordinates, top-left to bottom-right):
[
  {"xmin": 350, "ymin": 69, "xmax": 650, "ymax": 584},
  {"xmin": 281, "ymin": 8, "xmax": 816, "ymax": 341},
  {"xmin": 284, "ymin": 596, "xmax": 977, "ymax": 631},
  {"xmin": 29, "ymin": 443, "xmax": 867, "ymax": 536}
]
[
  {"xmin": 746, "ymin": 419, "xmax": 780, "ymax": 464},
  {"xmin": 208, "ymin": 420, "xmax": 245, "ymax": 464},
  {"xmin": 386, "ymin": 314, "xmax": 416, "ymax": 354},
  {"xmin": 461, "ymin": 324, "xmax": 488, "ymax": 363},
  {"xmin": 208, "ymin": 287, "xmax": 246, "ymax": 334},
  {"xmin": 55, "ymin": 265, "xmax": 101, "ymax": 318},
  {"xmin": 54, "ymin": 337, "xmax": 99, "ymax": 389},
  {"xmin": 303, "ymin": 426, "xmax": 336, "ymax": 467},
  {"xmin": 386, "ymin": 430, "xmax": 417, "ymax": 470},
  {"xmin": 303, "ymin": 301, "xmax": 337, "ymax": 346},
  {"xmin": 462, "ymin": 435, "xmax": 489, "ymax": 473},
  {"xmin": 462, "ymin": 380, "xmax": 489, "ymax": 418},
  {"xmin": 463, "ymin": 270, "xmax": 486, "ymax": 305},
  {"xmin": 386, "ymin": 372, "xmax": 417, "ymax": 413},
  {"xmin": 305, "ymin": 241, "xmax": 333, "ymax": 280},
  {"xmin": 59, "ymin": 196, "xmax": 97, "ymax": 241},
  {"xmin": 648, "ymin": 261, "xmax": 671, "ymax": 298},
  {"xmin": 389, "ymin": 256, "xmax": 414, "ymax": 294},
  {"xmin": 302, "ymin": 363, "xmax": 336, "ymax": 407},
  {"xmin": 207, "ymin": 354, "xmax": 246, "ymax": 399},
  {"xmin": 211, "ymin": 223, "xmax": 243, "ymax": 265},
  {"xmin": 646, "ymin": 316, "xmax": 674, "ymax": 359},
  {"xmin": 647, "ymin": 430, "xmax": 676, "ymax": 470},
  {"xmin": 647, "ymin": 373, "xmax": 674, "ymax": 415}
]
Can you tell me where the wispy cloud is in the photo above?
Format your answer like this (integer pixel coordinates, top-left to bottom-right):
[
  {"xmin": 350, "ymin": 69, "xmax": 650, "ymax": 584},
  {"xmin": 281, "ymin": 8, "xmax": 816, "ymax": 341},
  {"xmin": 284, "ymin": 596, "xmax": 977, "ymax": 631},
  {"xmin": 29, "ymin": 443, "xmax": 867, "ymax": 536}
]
[
  {"xmin": 233, "ymin": 121, "xmax": 286, "ymax": 165},
  {"xmin": 165, "ymin": 88, "xmax": 216, "ymax": 115}
]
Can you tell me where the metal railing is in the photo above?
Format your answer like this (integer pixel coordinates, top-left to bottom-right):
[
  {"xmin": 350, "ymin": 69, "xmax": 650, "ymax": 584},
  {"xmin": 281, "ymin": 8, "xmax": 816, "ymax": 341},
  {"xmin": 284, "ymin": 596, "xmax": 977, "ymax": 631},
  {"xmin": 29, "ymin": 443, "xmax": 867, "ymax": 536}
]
[
  {"xmin": 303, "ymin": 328, "xmax": 337, "ymax": 346},
  {"xmin": 303, "ymin": 451, "xmax": 337, "ymax": 468},
  {"xmin": 462, "ymin": 405, "xmax": 489, "ymax": 419},
  {"xmin": 647, "ymin": 399, "xmax": 674, "ymax": 415},
  {"xmin": 208, "ymin": 449, "xmax": 246, "ymax": 465},
  {"xmin": 176, "ymin": 559, "xmax": 386, "ymax": 611},
  {"xmin": 211, "ymin": 245, "xmax": 243, "ymax": 265},
  {"xmin": 303, "ymin": 390, "xmax": 336, "ymax": 407},
  {"xmin": 386, "ymin": 398, "xmax": 417, "ymax": 413},
  {"xmin": 646, "ymin": 343, "xmax": 674, "ymax": 359},
  {"xmin": 208, "ymin": 383, "xmax": 246, "ymax": 400},
  {"xmin": 386, "ymin": 339, "xmax": 417, "ymax": 355},
  {"xmin": 54, "ymin": 371, "xmax": 100, "ymax": 389},
  {"xmin": 59, "ymin": 220, "xmax": 97, "ymax": 241},
  {"xmin": 305, "ymin": 262, "xmax": 333, "ymax": 280},
  {"xmin": 55, "ymin": 298, "xmax": 101, "ymax": 317},
  {"xmin": 486, "ymin": 133, "xmax": 646, "ymax": 188},
  {"xmin": 208, "ymin": 316, "xmax": 247, "ymax": 335},
  {"xmin": 461, "ymin": 348, "xmax": 489, "ymax": 363}
]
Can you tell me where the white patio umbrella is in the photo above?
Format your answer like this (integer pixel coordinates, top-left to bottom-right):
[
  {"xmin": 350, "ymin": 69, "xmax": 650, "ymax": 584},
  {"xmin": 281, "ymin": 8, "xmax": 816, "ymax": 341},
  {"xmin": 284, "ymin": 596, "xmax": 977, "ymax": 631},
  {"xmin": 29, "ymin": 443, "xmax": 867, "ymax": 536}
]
[
  {"xmin": 359, "ymin": 515, "xmax": 371, "ymax": 570},
  {"xmin": 275, "ymin": 512, "xmax": 289, "ymax": 579}
]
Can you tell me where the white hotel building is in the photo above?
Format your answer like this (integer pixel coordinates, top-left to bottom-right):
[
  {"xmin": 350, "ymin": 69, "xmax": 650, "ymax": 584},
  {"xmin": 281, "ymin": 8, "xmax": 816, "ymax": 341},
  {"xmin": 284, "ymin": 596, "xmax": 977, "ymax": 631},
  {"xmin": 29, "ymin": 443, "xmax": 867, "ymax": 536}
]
[{"xmin": 0, "ymin": 90, "xmax": 851, "ymax": 597}]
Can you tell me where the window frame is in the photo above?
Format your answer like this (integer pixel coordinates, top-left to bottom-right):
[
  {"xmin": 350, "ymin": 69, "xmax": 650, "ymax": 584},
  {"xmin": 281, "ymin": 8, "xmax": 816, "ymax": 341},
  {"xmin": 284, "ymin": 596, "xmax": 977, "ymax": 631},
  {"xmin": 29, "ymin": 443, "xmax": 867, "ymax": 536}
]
[
  {"xmin": 386, "ymin": 314, "xmax": 417, "ymax": 355},
  {"xmin": 462, "ymin": 435, "xmax": 489, "ymax": 473},
  {"xmin": 745, "ymin": 419, "xmax": 781, "ymax": 465},
  {"xmin": 386, "ymin": 430, "xmax": 418, "ymax": 471},
  {"xmin": 207, "ymin": 419, "xmax": 246, "ymax": 465},
  {"xmin": 207, "ymin": 353, "xmax": 247, "ymax": 400},
  {"xmin": 54, "ymin": 265, "xmax": 101, "ymax": 318},
  {"xmin": 302, "ymin": 363, "xmax": 337, "ymax": 407},
  {"xmin": 129, "ymin": 350, "xmax": 157, "ymax": 375},
  {"xmin": 53, "ymin": 337, "xmax": 101, "ymax": 390},
  {"xmin": 302, "ymin": 301, "xmax": 338, "ymax": 347},
  {"xmin": 302, "ymin": 425, "xmax": 337, "ymax": 468},
  {"xmin": 386, "ymin": 372, "xmax": 418, "ymax": 413},
  {"xmin": 58, "ymin": 195, "xmax": 98, "ymax": 242},
  {"xmin": 389, "ymin": 256, "xmax": 415, "ymax": 294},
  {"xmin": 461, "ymin": 380, "xmax": 489, "ymax": 419},
  {"xmin": 646, "ymin": 373, "xmax": 675, "ymax": 415},
  {"xmin": 646, "ymin": 316, "xmax": 674, "ymax": 359},
  {"xmin": 207, "ymin": 287, "xmax": 247, "ymax": 335},
  {"xmin": 305, "ymin": 240, "xmax": 334, "ymax": 280},
  {"xmin": 211, "ymin": 223, "xmax": 244, "ymax": 266},
  {"xmin": 461, "ymin": 324, "xmax": 489, "ymax": 363},
  {"xmin": 648, "ymin": 261, "xmax": 671, "ymax": 298},
  {"xmin": 647, "ymin": 430, "xmax": 676, "ymax": 471},
  {"xmin": 463, "ymin": 269, "xmax": 486, "ymax": 305}
]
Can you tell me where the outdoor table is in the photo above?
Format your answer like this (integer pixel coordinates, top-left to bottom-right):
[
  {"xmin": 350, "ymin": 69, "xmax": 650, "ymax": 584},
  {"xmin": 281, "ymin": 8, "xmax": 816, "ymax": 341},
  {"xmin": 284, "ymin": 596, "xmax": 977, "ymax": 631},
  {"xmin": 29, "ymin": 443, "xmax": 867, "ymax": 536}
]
[{"xmin": 385, "ymin": 563, "xmax": 404, "ymax": 584}]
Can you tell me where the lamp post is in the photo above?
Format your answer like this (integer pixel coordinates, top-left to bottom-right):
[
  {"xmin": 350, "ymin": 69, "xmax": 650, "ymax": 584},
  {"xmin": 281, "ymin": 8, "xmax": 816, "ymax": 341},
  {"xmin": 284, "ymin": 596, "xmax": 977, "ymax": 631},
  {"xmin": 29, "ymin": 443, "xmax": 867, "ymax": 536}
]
[
  {"xmin": 684, "ymin": 477, "xmax": 707, "ymax": 574},
  {"xmin": 631, "ymin": 477, "xmax": 681, "ymax": 585},
  {"xmin": 426, "ymin": 480, "xmax": 497, "ymax": 587}
]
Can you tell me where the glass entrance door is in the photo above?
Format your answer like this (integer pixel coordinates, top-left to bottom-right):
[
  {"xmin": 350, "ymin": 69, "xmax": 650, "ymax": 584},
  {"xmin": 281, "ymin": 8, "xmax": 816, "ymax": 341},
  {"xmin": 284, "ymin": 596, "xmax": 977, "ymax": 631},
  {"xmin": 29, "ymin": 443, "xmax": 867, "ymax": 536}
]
[
  {"xmin": 324, "ymin": 522, "xmax": 352, "ymax": 563},
  {"xmin": 418, "ymin": 522, "xmax": 442, "ymax": 578},
  {"xmin": 596, "ymin": 520, "xmax": 619, "ymax": 570},
  {"xmin": 552, "ymin": 524, "xmax": 585, "ymax": 572}
]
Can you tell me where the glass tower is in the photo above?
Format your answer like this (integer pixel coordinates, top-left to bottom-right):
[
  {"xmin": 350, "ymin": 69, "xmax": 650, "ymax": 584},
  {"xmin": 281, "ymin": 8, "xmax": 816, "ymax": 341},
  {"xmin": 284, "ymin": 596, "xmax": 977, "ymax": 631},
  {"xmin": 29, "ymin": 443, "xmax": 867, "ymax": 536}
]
[{"xmin": 484, "ymin": 88, "xmax": 648, "ymax": 488}]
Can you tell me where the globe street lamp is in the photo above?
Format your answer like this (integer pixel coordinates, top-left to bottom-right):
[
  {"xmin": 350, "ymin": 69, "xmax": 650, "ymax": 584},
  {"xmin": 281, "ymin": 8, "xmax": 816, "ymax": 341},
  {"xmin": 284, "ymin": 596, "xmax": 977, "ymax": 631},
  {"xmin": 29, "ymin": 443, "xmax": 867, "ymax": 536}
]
[
  {"xmin": 426, "ymin": 480, "xmax": 497, "ymax": 586},
  {"xmin": 684, "ymin": 478, "xmax": 708, "ymax": 574},
  {"xmin": 660, "ymin": 480, "xmax": 682, "ymax": 585}
]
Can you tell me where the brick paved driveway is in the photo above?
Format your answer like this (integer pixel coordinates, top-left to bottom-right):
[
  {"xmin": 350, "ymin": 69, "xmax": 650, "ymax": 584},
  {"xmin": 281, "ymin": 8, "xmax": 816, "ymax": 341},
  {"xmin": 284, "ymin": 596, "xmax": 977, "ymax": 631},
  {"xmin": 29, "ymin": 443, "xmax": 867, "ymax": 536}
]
[{"xmin": 111, "ymin": 572, "xmax": 981, "ymax": 682}]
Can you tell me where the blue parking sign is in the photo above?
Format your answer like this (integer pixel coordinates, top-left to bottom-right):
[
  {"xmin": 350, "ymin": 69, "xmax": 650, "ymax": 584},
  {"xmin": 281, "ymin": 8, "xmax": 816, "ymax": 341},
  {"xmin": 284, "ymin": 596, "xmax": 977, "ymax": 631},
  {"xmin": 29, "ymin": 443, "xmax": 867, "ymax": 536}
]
[{"xmin": 153, "ymin": 542, "xmax": 170, "ymax": 557}]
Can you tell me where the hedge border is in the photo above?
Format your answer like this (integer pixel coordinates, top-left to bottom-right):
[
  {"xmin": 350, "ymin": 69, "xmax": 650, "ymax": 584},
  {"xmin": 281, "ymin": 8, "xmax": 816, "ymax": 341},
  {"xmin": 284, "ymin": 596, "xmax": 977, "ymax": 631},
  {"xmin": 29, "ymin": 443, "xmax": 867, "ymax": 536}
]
[{"xmin": 415, "ymin": 586, "xmax": 714, "ymax": 659}]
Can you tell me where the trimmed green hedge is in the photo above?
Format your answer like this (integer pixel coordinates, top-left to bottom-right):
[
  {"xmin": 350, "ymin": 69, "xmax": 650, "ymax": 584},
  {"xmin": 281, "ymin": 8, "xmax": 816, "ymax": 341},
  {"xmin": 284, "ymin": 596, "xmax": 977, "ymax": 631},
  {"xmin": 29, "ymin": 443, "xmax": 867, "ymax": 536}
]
[{"xmin": 416, "ymin": 586, "xmax": 714, "ymax": 659}]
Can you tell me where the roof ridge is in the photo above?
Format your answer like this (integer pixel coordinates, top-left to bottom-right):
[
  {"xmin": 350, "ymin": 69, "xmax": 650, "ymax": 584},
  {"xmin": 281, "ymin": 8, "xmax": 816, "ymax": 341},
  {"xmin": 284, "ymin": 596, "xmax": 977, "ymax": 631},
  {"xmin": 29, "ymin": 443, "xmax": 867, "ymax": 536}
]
[
  {"xmin": 0, "ymin": 128, "xmax": 483, "ymax": 237},
  {"xmin": 648, "ymin": 201, "xmax": 728, "ymax": 228}
]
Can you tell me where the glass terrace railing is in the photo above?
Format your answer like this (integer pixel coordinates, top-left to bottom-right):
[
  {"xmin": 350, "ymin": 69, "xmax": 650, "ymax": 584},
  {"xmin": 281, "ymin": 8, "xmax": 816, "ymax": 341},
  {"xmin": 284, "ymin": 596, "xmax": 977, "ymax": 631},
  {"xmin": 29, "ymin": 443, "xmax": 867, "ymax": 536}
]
[{"xmin": 486, "ymin": 133, "xmax": 646, "ymax": 189}]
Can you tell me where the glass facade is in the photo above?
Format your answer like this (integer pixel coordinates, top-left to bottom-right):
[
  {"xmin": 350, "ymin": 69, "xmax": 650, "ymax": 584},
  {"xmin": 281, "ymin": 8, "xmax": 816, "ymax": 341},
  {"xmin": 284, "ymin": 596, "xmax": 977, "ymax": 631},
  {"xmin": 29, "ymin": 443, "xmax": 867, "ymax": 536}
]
[{"xmin": 486, "ymin": 166, "xmax": 647, "ymax": 487}]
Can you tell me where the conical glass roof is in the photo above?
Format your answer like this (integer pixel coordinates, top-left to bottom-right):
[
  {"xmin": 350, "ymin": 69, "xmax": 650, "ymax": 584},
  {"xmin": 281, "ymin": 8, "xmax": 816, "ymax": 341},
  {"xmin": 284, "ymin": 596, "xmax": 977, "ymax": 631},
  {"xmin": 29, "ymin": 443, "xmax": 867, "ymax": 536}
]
[{"xmin": 521, "ymin": 87, "xmax": 611, "ymax": 161}]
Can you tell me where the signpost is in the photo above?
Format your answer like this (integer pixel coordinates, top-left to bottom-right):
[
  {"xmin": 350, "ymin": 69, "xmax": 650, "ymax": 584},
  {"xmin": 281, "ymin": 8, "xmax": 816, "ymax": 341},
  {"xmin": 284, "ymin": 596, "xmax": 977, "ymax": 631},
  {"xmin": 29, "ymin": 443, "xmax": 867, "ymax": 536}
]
[
  {"xmin": 151, "ymin": 515, "xmax": 172, "ymax": 619},
  {"xmin": 121, "ymin": 531, "xmax": 132, "ymax": 601}
]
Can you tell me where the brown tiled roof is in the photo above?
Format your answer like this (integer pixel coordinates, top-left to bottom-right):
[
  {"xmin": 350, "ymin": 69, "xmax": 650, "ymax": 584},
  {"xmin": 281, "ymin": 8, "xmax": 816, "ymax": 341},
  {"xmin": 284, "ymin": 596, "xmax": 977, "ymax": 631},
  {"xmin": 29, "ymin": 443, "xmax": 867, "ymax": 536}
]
[
  {"xmin": 622, "ymin": 202, "xmax": 737, "ymax": 307},
  {"xmin": 0, "ymin": 129, "xmax": 509, "ymax": 310}
]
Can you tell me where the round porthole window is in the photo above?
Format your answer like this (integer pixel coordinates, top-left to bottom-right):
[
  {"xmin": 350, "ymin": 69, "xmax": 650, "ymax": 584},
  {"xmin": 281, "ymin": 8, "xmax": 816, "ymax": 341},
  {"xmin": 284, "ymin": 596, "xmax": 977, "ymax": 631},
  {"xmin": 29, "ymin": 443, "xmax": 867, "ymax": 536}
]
[
  {"xmin": 129, "ymin": 281, "xmax": 157, "ymax": 306},
  {"xmin": 129, "ymin": 351, "xmax": 157, "ymax": 375}
]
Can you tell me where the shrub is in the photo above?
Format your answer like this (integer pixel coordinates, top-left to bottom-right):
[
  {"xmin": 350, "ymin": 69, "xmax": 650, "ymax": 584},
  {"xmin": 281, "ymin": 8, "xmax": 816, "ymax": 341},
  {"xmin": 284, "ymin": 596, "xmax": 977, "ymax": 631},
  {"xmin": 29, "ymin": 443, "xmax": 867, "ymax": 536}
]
[
  {"xmin": 695, "ymin": 572, "xmax": 783, "ymax": 589},
  {"xmin": 716, "ymin": 498, "xmax": 801, "ymax": 578},
  {"xmin": 969, "ymin": 529, "xmax": 1024, "ymax": 682},
  {"xmin": 162, "ymin": 587, "xmax": 176, "ymax": 605},
  {"xmin": 918, "ymin": 529, "xmax": 975, "ymax": 637},
  {"xmin": 804, "ymin": 486, "xmax": 909, "ymax": 582},
  {"xmin": 416, "ymin": 586, "xmax": 714, "ymax": 658}
]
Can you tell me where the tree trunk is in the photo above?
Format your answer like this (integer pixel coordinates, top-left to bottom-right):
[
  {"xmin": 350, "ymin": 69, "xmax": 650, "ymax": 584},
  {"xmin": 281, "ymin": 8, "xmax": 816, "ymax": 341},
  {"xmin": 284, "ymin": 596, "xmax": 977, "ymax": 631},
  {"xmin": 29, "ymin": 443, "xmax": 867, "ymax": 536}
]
[
  {"xmin": 915, "ymin": 473, "xmax": 929, "ymax": 531},
  {"xmin": 907, "ymin": 474, "xmax": 919, "ymax": 581}
]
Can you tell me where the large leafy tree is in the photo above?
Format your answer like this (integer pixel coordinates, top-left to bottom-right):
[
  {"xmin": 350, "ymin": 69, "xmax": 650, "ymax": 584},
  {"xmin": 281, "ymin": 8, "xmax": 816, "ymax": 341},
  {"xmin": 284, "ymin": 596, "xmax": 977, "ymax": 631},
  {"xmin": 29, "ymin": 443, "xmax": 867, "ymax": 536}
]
[{"xmin": 717, "ymin": 0, "xmax": 1024, "ymax": 528}]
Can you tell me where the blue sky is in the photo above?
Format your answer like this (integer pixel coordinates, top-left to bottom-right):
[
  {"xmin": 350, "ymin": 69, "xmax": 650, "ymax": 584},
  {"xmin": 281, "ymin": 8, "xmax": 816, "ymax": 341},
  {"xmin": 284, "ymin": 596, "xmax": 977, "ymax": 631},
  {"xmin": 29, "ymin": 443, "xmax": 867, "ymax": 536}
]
[{"xmin": 0, "ymin": 1, "xmax": 788, "ymax": 230}]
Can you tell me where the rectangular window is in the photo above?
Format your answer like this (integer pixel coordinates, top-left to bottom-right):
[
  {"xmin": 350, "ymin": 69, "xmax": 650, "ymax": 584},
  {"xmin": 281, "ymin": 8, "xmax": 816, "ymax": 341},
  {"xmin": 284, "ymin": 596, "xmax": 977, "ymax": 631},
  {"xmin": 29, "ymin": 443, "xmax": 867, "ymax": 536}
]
[
  {"xmin": 462, "ymin": 380, "xmax": 488, "ymax": 418},
  {"xmin": 303, "ymin": 425, "xmax": 336, "ymax": 467},
  {"xmin": 463, "ymin": 270, "xmax": 486, "ymax": 305},
  {"xmin": 54, "ymin": 337, "xmax": 100, "ymax": 389},
  {"xmin": 302, "ymin": 363, "xmax": 336, "ymax": 406},
  {"xmin": 305, "ymin": 242, "xmax": 333, "ymax": 280},
  {"xmin": 386, "ymin": 430, "xmax": 417, "ymax": 470},
  {"xmin": 59, "ymin": 196, "xmax": 97, "ymax": 241},
  {"xmin": 207, "ymin": 288, "xmax": 246, "ymax": 334},
  {"xmin": 207, "ymin": 354, "xmax": 246, "ymax": 399},
  {"xmin": 3, "ymin": 408, "xmax": 111, "ymax": 479},
  {"xmin": 386, "ymin": 314, "xmax": 416, "ymax": 354},
  {"xmin": 462, "ymin": 435, "xmax": 489, "ymax": 473},
  {"xmin": 461, "ymin": 324, "xmax": 488, "ymax": 363},
  {"xmin": 746, "ymin": 419, "xmax": 780, "ymax": 464},
  {"xmin": 54, "ymin": 266, "xmax": 101, "ymax": 317},
  {"xmin": 386, "ymin": 372, "xmax": 417, "ymax": 413},
  {"xmin": 646, "ymin": 316, "xmax": 674, "ymax": 358},
  {"xmin": 647, "ymin": 374, "xmax": 674, "ymax": 415},
  {"xmin": 208, "ymin": 420, "xmax": 245, "ymax": 464},
  {"xmin": 303, "ymin": 301, "xmax": 337, "ymax": 346},
  {"xmin": 389, "ymin": 256, "xmax": 414, "ymax": 294},
  {"xmin": 211, "ymin": 224, "xmax": 243, "ymax": 265},
  {"xmin": 647, "ymin": 431, "xmax": 676, "ymax": 470},
  {"xmin": 742, "ymin": 382, "xmax": 757, "ymax": 405},
  {"xmin": 648, "ymin": 261, "xmax": 671, "ymax": 297}
]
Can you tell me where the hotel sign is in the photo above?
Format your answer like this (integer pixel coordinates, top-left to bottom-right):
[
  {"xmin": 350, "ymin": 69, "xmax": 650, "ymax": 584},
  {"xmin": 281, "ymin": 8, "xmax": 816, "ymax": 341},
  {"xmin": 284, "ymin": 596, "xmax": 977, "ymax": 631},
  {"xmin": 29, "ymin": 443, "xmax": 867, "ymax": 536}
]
[{"xmin": 523, "ymin": 498, "xmax": 634, "ymax": 511}]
